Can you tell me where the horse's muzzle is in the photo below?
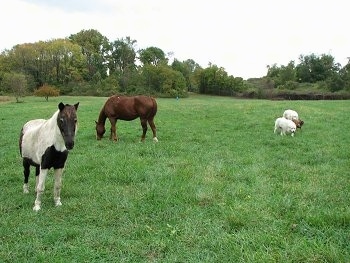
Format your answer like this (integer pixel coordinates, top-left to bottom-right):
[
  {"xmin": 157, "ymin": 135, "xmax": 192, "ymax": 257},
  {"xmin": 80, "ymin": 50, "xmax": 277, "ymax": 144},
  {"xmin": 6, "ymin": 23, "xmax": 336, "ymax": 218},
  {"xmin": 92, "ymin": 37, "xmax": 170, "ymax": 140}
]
[{"xmin": 65, "ymin": 141, "xmax": 74, "ymax": 150}]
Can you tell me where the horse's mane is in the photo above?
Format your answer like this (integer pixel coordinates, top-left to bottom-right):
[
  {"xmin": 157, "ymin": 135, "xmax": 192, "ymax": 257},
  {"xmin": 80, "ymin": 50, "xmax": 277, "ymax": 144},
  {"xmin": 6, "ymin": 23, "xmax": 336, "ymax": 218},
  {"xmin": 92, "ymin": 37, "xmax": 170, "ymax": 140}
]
[{"xmin": 97, "ymin": 106, "xmax": 107, "ymax": 124}]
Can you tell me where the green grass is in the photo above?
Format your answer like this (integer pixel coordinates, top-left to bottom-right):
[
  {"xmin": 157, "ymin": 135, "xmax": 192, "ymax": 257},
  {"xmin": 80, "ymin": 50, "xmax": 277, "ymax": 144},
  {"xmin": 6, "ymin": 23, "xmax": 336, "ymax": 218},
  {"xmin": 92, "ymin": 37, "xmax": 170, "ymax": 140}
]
[{"xmin": 0, "ymin": 95, "xmax": 349, "ymax": 262}]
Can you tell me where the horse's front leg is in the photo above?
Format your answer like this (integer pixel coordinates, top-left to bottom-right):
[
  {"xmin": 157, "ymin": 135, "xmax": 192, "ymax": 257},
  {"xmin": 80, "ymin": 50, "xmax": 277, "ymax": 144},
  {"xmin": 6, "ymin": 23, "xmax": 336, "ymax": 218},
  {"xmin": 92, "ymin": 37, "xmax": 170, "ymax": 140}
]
[
  {"xmin": 148, "ymin": 119, "xmax": 158, "ymax": 142},
  {"xmin": 54, "ymin": 168, "xmax": 64, "ymax": 207},
  {"xmin": 33, "ymin": 168, "xmax": 48, "ymax": 211},
  {"xmin": 140, "ymin": 118, "xmax": 148, "ymax": 142},
  {"xmin": 109, "ymin": 118, "xmax": 118, "ymax": 141}
]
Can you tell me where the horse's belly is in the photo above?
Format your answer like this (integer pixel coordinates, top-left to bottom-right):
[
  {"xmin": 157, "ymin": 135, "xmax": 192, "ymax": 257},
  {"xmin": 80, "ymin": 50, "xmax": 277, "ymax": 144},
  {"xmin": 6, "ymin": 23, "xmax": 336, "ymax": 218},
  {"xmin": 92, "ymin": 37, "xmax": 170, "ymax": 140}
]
[
  {"xmin": 119, "ymin": 116, "xmax": 138, "ymax": 121},
  {"xmin": 21, "ymin": 135, "xmax": 43, "ymax": 165}
]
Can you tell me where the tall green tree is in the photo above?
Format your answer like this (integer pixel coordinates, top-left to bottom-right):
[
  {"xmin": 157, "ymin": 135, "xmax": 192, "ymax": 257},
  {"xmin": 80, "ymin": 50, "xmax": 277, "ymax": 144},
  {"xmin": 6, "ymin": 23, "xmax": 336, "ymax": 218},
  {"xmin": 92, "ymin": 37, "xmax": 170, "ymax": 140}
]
[
  {"xmin": 69, "ymin": 29, "xmax": 109, "ymax": 81},
  {"xmin": 3, "ymin": 72, "xmax": 27, "ymax": 102},
  {"xmin": 139, "ymin": 47, "xmax": 167, "ymax": 66},
  {"xmin": 296, "ymin": 53, "xmax": 340, "ymax": 83},
  {"xmin": 108, "ymin": 37, "xmax": 137, "ymax": 92},
  {"xmin": 199, "ymin": 64, "xmax": 245, "ymax": 96},
  {"xmin": 171, "ymin": 59, "xmax": 202, "ymax": 91},
  {"xmin": 339, "ymin": 62, "xmax": 350, "ymax": 91},
  {"xmin": 0, "ymin": 40, "xmax": 86, "ymax": 89},
  {"xmin": 141, "ymin": 64, "xmax": 186, "ymax": 96},
  {"xmin": 267, "ymin": 61, "xmax": 296, "ymax": 88},
  {"xmin": 108, "ymin": 36, "xmax": 137, "ymax": 74}
]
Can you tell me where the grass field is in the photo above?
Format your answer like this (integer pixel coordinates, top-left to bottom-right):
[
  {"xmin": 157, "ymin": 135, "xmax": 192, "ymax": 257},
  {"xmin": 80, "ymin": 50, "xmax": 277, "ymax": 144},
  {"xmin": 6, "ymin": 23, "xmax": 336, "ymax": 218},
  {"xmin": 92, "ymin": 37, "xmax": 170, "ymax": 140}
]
[{"xmin": 0, "ymin": 95, "xmax": 349, "ymax": 262}]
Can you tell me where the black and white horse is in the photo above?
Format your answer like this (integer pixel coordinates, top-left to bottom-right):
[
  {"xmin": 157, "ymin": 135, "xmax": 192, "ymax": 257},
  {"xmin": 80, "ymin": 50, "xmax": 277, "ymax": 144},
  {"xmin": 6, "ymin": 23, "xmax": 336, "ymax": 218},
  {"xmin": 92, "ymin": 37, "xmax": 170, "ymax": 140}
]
[{"xmin": 19, "ymin": 102, "xmax": 79, "ymax": 211}]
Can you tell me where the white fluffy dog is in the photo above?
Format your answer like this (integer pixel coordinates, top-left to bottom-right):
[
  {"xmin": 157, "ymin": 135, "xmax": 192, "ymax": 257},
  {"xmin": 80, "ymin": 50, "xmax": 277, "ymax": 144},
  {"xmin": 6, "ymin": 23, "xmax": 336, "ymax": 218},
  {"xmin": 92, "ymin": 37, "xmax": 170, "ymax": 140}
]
[
  {"xmin": 283, "ymin": 109, "xmax": 298, "ymax": 120},
  {"xmin": 283, "ymin": 109, "xmax": 304, "ymax": 129},
  {"xmin": 274, "ymin": 117, "xmax": 297, "ymax": 136}
]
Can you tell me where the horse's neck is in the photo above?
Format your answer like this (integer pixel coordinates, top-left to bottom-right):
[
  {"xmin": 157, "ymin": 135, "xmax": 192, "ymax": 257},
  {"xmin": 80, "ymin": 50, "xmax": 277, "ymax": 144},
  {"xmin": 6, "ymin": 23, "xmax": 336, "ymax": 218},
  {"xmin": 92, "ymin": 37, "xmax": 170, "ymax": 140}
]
[
  {"xmin": 97, "ymin": 109, "xmax": 107, "ymax": 124},
  {"xmin": 30, "ymin": 111, "xmax": 63, "ymax": 149},
  {"xmin": 44, "ymin": 111, "xmax": 62, "ymax": 136}
]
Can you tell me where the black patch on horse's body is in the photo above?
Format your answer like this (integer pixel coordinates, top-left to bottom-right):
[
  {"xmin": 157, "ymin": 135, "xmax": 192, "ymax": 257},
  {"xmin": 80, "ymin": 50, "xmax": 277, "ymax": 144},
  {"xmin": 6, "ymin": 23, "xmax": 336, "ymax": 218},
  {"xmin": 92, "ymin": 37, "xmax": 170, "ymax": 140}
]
[
  {"xmin": 22, "ymin": 146, "xmax": 68, "ymax": 184},
  {"xmin": 41, "ymin": 145, "xmax": 68, "ymax": 169},
  {"xmin": 23, "ymin": 158, "xmax": 40, "ymax": 184}
]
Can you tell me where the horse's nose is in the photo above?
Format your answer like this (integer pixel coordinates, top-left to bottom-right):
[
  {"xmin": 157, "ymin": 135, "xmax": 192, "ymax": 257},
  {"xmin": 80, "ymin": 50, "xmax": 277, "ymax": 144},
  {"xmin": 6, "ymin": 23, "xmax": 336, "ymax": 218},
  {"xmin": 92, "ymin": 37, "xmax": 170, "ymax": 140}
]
[{"xmin": 66, "ymin": 141, "xmax": 74, "ymax": 150}]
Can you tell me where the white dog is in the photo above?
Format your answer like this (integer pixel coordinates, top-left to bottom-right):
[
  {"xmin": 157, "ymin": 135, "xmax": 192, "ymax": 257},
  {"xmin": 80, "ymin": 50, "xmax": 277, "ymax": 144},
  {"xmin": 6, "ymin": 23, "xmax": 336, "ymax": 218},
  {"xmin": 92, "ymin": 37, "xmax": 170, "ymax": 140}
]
[
  {"xmin": 283, "ymin": 109, "xmax": 298, "ymax": 120},
  {"xmin": 274, "ymin": 117, "xmax": 296, "ymax": 136},
  {"xmin": 283, "ymin": 109, "xmax": 304, "ymax": 129}
]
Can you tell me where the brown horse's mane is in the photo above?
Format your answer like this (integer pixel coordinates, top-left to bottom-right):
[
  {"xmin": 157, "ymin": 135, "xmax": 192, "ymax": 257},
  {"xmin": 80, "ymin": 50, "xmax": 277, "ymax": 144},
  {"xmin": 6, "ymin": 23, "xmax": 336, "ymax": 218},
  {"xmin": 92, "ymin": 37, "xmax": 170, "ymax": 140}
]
[{"xmin": 97, "ymin": 106, "xmax": 107, "ymax": 125}]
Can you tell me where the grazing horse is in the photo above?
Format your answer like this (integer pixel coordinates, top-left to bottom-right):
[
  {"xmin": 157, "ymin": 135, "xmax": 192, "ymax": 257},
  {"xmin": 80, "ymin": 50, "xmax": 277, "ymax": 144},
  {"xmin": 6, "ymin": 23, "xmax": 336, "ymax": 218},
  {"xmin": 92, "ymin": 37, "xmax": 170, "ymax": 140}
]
[
  {"xmin": 95, "ymin": 95, "xmax": 158, "ymax": 142},
  {"xmin": 19, "ymin": 102, "xmax": 79, "ymax": 211}
]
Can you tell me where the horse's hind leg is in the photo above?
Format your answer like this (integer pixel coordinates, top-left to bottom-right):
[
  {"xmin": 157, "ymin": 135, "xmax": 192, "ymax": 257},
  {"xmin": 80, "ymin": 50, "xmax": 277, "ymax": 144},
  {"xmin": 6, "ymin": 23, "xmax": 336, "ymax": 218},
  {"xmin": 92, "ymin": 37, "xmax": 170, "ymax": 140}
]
[
  {"xmin": 140, "ymin": 118, "xmax": 148, "ymax": 142},
  {"xmin": 148, "ymin": 119, "xmax": 158, "ymax": 142},
  {"xmin": 34, "ymin": 165, "xmax": 40, "ymax": 192},
  {"xmin": 23, "ymin": 159, "xmax": 30, "ymax": 193},
  {"xmin": 109, "ymin": 118, "xmax": 118, "ymax": 141},
  {"xmin": 53, "ymin": 168, "xmax": 63, "ymax": 207}
]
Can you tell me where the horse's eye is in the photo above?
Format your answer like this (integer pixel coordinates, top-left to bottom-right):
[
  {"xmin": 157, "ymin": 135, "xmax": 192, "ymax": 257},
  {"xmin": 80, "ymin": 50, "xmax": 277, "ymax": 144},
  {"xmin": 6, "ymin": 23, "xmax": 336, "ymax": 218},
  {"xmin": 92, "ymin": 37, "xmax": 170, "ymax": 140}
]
[
  {"xmin": 60, "ymin": 118, "xmax": 64, "ymax": 123},
  {"xmin": 74, "ymin": 118, "xmax": 77, "ymax": 123}
]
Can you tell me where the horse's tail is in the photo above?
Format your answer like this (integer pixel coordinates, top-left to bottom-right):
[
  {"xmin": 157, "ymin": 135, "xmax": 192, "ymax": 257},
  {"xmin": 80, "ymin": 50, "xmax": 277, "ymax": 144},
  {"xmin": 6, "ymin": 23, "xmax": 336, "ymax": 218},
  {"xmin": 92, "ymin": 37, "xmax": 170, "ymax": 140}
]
[{"xmin": 19, "ymin": 127, "xmax": 24, "ymax": 156}]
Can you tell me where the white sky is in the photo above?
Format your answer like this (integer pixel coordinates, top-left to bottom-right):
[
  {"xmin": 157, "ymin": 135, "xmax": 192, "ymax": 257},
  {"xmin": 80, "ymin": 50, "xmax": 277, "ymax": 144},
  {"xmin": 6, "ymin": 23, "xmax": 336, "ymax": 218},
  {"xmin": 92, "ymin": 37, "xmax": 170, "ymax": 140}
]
[{"xmin": 0, "ymin": 0, "xmax": 349, "ymax": 79}]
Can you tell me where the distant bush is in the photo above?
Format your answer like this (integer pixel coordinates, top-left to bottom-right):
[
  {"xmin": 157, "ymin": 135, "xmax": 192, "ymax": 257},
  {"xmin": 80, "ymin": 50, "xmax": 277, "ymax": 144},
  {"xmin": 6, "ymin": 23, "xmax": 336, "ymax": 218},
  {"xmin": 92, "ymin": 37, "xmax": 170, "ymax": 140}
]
[{"xmin": 34, "ymin": 84, "xmax": 59, "ymax": 101}]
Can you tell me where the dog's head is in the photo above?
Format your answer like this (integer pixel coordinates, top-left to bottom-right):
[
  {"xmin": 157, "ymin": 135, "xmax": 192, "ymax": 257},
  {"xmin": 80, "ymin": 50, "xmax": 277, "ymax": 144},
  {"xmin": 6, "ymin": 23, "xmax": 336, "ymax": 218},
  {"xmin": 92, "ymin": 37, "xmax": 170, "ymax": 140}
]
[
  {"xmin": 289, "ymin": 126, "xmax": 296, "ymax": 134},
  {"xmin": 287, "ymin": 120, "xmax": 297, "ymax": 135},
  {"xmin": 292, "ymin": 119, "xmax": 304, "ymax": 129}
]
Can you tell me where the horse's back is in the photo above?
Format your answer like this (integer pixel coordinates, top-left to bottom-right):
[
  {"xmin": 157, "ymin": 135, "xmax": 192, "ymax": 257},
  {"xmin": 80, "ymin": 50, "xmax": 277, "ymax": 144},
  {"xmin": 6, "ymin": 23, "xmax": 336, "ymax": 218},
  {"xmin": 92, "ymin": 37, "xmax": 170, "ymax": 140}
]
[
  {"xmin": 105, "ymin": 95, "xmax": 156, "ymax": 120},
  {"xmin": 20, "ymin": 119, "xmax": 47, "ymax": 162},
  {"xmin": 134, "ymin": 95, "xmax": 157, "ymax": 118},
  {"xmin": 22, "ymin": 119, "xmax": 46, "ymax": 134}
]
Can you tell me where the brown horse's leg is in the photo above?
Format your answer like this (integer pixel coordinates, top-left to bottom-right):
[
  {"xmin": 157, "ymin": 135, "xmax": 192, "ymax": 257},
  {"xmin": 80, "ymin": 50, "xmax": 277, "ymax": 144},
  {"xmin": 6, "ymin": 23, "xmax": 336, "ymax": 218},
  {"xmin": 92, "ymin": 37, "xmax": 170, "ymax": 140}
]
[
  {"xmin": 140, "ymin": 118, "xmax": 147, "ymax": 142},
  {"xmin": 109, "ymin": 118, "xmax": 118, "ymax": 141},
  {"xmin": 148, "ymin": 118, "xmax": 158, "ymax": 142}
]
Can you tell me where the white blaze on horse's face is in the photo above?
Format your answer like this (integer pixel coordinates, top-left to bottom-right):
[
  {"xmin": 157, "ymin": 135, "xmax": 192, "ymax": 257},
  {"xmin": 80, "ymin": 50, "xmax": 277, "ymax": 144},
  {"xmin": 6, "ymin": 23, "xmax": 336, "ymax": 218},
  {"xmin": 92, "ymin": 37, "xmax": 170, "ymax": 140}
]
[{"xmin": 57, "ymin": 102, "xmax": 79, "ymax": 150}]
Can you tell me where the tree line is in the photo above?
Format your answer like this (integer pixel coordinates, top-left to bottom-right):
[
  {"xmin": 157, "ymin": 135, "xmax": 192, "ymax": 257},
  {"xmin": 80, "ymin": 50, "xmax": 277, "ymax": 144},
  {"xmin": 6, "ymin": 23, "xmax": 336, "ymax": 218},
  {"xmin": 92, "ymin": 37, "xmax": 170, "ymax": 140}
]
[
  {"xmin": 266, "ymin": 53, "xmax": 350, "ymax": 92},
  {"xmin": 0, "ymin": 28, "xmax": 349, "ymax": 100},
  {"xmin": 0, "ymin": 29, "xmax": 246, "ymax": 99}
]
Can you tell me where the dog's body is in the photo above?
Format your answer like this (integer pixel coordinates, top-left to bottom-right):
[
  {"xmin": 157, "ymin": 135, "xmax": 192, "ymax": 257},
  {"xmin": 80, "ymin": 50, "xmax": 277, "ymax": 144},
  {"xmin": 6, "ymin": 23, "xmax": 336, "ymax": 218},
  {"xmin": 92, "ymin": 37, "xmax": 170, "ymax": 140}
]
[
  {"xmin": 283, "ymin": 109, "xmax": 304, "ymax": 129},
  {"xmin": 274, "ymin": 117, "xmax": 297, "ymax": 136},
  {"xmin": 283, "ymin": 109, "xmax": 298, "ymax": 120}
]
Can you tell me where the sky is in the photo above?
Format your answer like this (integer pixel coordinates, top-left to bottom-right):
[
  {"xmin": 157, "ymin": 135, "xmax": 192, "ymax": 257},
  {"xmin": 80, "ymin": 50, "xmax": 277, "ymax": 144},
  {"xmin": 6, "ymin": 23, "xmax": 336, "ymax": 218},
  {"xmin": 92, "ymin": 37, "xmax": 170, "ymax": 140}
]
[{"xmin": 1, "ymin": 0, "xmax": 349, "ymax": 79}]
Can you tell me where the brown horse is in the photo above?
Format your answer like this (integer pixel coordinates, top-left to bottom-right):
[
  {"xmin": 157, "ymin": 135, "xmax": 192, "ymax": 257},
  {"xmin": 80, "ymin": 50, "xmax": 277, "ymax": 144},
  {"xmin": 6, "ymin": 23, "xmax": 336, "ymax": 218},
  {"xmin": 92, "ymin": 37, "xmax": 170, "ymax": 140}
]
[{"xmin": 95, "ymin": 95, "xmax": 158, "ymax": 142}]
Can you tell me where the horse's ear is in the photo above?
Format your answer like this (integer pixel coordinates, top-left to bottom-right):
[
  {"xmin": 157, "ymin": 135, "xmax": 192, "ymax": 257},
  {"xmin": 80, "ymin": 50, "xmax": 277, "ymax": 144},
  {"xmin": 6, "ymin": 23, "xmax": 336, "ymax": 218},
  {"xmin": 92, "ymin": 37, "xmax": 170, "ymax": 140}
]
[
  {"xmin": 58, "ymin": 102, "xmax": 65, "ymax": 111},
  {"xmin": 74, "ymin": 102, "xmax": 79, "ymax": 110}
]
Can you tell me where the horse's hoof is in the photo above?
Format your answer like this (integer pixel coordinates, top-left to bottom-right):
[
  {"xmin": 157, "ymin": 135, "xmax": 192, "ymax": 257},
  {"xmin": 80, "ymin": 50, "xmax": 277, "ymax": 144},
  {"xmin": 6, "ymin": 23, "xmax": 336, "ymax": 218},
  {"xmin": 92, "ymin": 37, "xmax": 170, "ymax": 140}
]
[
  {"xmin": 33, "ymin": 205, "xmax": 41, "ymax": 211},
  {"xmin": 55, "ymin": 200, "xmax": 62, "ymax": 206},
  {"xmin": 153, "ymin": 137, "xmax": 159, "ymax": 142},
  {"xmin": 23, "ymin": 184, "xmax": 29, "ymax": 193}
]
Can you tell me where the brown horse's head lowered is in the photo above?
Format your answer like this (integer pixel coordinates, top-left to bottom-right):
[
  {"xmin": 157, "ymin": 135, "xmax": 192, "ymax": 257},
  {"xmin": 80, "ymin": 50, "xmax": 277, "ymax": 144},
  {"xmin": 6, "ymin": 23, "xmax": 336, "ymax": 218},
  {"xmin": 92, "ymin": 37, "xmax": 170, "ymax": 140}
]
[
  {"xmin": 95, "ymin": 95, "xmax": 158, "ymax": 142},
  {"xmin": 95, "ymin": 121, "xmax": 106, "ymax": 140}
]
